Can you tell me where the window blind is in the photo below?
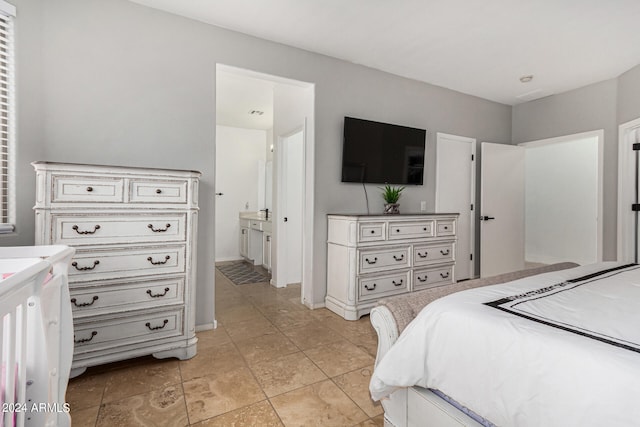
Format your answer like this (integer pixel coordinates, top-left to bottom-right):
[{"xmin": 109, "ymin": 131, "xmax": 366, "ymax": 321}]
[{"xmin": 0, "ymin": 1, "xmax": 15, "ymax": 234}]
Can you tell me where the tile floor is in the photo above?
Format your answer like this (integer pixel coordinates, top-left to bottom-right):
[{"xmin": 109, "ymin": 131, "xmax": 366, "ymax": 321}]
[{"xmin": 67, "ymin": 268, "xmax": 384, "ymax": 426}]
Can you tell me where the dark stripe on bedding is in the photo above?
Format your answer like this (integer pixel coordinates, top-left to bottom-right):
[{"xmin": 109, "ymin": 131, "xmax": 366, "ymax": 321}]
[{"xmin": 484, "ymin": 263, "xmax": 640, "ymax": 354}]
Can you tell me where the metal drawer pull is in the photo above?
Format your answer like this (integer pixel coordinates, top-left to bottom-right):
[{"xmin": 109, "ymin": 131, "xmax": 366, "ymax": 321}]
[
  {"xmin": 364, "ymin": 283, "xmax": 377, "ymax": 291},
  {"xmin": 423, "ymin": 227, "xmax": 427, "ymax": 231},
  {"xmin": 147, "ymin": 287, "xmax": 170, "ymax": 298},
  {"xmin": 147, "ymin": 255, "xmax": 171, "ymax": 265},
  {"xmin": 393, "ymin": 254, "xmax": 405, "ymax": 261},
  {"xmin": 365, "ymin": 257, "xmax": 378, "ymax": 264},
  {"xmin": 440, "ymin": 272, "xmax": 450, "ymax": 279},
  {"xmin": 417, "ymin": 252, "xmax": 428, "ymax": 258},
  {"xmin": 396, "ymin": 229, "xmax": 401, "ymax": 233},
  {"xmin": 74, "ymin": 331, "xmax": 97, "ymax": 344},
  {"xmin": 370, "ymin": 230, "xmax": 375, "ymax": 234},
  {"xmin": 156, "ymin": 189, "xmax": 163, "ymax": 194},
  {"xmin": 72, "ymin": 260, "xmax": 100, "ymax": 271},
  {"xmin": 146, "ymin": 319, "xmax": 169, "ymax": 330},
  {"xmin": 440, "ymin": 249, "xmax": 450, "ymax": 256},
  {"xmin": 71, "ymin": 296, "xmax": 99, "ymax": 307},
  {"xmin": 86, "ymin": 186, "xmax": 93, "ymax": 192},
  {"xmin": 444, "ymin": 226, "xmax": 449, "ymax": 230},
  {"xmin": 417, "ymin": 275, "xmax": 428, "ymax": 282},
  {"xmin": 72, "ymin": 224, "xmax": 101, "ymax": 235},
  {"xmin": 148, "ymin": 223, "xmax": 171, "ymax": 232},
  {"xmin": 392, "ymin": 279, "xmax": 403, "ymax": 286}
]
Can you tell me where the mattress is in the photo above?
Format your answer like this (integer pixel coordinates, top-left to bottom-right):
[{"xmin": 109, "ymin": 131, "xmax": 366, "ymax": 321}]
[{"xmin": 370, "ymin": 262, "xmax": 640, "ymax": 426}]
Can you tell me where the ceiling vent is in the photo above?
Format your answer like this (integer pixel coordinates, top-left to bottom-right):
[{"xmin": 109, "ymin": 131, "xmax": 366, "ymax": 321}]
[{"xmin": 249, "ymin": 110, "xmax": 264, "ymax": 115}]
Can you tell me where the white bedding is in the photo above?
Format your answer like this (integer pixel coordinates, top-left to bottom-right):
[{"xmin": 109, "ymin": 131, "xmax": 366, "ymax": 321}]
[{"xmin": 370, "ymin": 262, "xmax": 640, "ymax": 427}]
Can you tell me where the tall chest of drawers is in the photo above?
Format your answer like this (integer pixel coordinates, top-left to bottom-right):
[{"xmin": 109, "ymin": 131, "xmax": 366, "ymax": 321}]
[
  {"xmin": 326, "ymin": 213, "xmax": 458, "ymax": 320},
  {"xmin": 33, "ymin": 162, "xmax": 200, "ymax": 376}
]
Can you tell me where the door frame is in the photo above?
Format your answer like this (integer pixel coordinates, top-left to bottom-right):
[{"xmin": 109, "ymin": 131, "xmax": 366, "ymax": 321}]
[
  {"xmin": 617, "ymin": 118, "xmax": 640, "ymax": 262},
  {"xmin": 275, "ymin": 125, "xmax": 305, "ymax": 288},
  {"xmin": 434, "ymin": 132, "xmax": 476, "ymax": 279},
  {"xmin": 519, "ymin": 129, "xmax": 604, "ymax": 263}
]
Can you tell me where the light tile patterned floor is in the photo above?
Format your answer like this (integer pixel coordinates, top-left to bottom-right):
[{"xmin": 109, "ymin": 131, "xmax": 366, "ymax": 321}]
[{"xmin": 67, "ymin": 269, "xmax": 384, "ymax": 426}]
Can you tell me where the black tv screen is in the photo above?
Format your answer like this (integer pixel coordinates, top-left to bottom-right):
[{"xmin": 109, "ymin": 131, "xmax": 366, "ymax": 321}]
[{"xmin": 341, "ymin": 117, "xmax": 425, "ymax": 185}]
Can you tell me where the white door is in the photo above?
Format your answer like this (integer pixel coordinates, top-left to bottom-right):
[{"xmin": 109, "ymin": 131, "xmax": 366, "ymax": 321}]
[
  {"xmin": 277, "ymin": 129, "xmax": 304, "ymax": 285},
  {"xmin": 435, "ymin": 133, "xmax": 476, "ymax": 280},
  {"xmin": 480, "ymin": 142, "xmax": 525, "ymax": 277}
]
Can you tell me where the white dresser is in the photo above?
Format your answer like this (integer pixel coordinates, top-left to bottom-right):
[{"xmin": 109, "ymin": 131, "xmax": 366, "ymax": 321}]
[
  {"xmin": 326, "ymin": 213, "xmax": 458, "ymax": 320},
  {"xmin": 33, "ymin": 162, "xmax": 200, "ymax": 376}
]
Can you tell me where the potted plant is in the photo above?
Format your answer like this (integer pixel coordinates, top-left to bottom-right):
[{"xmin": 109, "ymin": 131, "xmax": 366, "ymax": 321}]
[{"xmin": 380, "ymin": 185, "xmax": 404, "ymax": 214}]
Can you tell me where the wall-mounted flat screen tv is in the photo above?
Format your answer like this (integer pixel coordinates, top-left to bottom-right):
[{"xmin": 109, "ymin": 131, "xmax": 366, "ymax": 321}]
[{"xmin": 341, "ymin": 117, "xmax": 426, "ymax": 185}]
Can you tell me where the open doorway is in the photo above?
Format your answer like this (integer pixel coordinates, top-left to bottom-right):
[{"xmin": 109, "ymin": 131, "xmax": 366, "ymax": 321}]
[{"xmin": 214, "ymin": 64, "xmax": 315, "ymax": 308}]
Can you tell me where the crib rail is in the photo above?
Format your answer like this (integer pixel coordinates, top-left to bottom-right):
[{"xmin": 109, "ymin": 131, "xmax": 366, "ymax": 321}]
[{"xmin": 0, "ymin": 246, "xmax": 74, "ymax": 427}]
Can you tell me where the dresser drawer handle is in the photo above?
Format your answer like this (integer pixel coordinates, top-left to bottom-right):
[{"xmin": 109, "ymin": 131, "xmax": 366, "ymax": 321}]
[
  {"xmin": 423, "ymin": 227, "xmax": 427, "ymax": 231},
  {"xmin": 74, "ymin": 331, "xmax": 97, "ymax": 344},
  {"xmin": 365, "ymin": 257, "xmax": 378, "ymax": 265},
  {"xmin": 444, "ymin": 226, "xmax": 449, "ymax": 230},
  {"xmin": 86, "ymin": 186, "xmax": 93, "ymax": 192},
  {"xmin": 393, "ymin": 254, "xmax": 405, "ymax": 261},
  {"xmin": 417, "ymin": 252, "xmax": 428, "ymax": 258},
  {"xmin": 156, "ymin": 189, "xmax": 163, "ymax": 194},
  {"xmin": 440, "ymin": 249, "xmax": 450, "ymax": 256},
  {"xmin": 370, "ymin": 230, "xmax": 375, "ymax": 234},
  {"xmin": 146, "ymin": 319, "xmax": 169, "ymax": 330},
  {"xmin": 392, "ymin": 279, "xmax": 404, "ymax": 287},
  {"xmin": 440, "ymin": 272, "xmax": 450, "ymax": 279},
  {"xmin": 417, "ymin": 275, "xmax": 428, "ymax": 282},
  {"xmin": 72, "ymin": 224, "xmax": 101, "ymax": 235},
  {"xmin": 147, "ymin": 287, "xmax": 170, "ymax": 298},
  {"xmin": 71, "ymin": 296, "xmax": 99, "ymax": 307},
  {"xmin": 72, "ymin": 260, "xmax": 100, "ymax": 271},
  {"xmin": 396, "ymin": 229, "xmax": 400, "ymax": 233},
  {"xmin": 147, "ymin": 255, "xmax": 170, "ymax": 265},
  {"xmin": 364, "ymin": 283, "xmax": 377, "ymax": 291},
  {"xmin": 148, "ymin": 223, "xmax": 171, "ymax": 232}
]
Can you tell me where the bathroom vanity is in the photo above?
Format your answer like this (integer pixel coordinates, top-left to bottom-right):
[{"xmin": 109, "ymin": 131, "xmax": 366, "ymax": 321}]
[{"xmin": 239, "ymin": 212, "xmax": 272, "ymax": 272}]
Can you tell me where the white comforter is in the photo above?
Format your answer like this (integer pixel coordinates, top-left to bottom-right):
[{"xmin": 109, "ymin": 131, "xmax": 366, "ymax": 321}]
[{"xmin": 370, "ymin": 262, "xmax": 640, "ymax": 427}]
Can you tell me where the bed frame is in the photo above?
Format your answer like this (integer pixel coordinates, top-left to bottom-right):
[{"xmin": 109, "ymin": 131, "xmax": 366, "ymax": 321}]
[
  {"xmin": 370, "ymin": 263, "xmax": 579, "ymax": 427},
  {"xmin": 0, "ymin": 245, "xmax": 74, "ymax": 427}
]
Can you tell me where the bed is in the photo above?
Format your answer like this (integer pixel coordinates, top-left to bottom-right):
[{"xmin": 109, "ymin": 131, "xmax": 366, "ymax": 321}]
[
  {"xmin": 0, "ymin": 245, "xmax": 74, "ymax": 427},
  {"xmin": 369, "ymin": 262, "xmax": 640, "ymax": 427}
]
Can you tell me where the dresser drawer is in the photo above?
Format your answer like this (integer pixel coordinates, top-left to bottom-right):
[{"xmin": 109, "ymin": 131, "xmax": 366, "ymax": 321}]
[
  {"xmin": 52, "ymin": 176, "xmax": 124, "ymax": 203},
  {"xmin": 70, "ymin": 277, "xmax": 184, "ymax": 318},
  {"xmin": 358, "ymin": 246, "xmax": 410, "ymax": 274},
  {"xmin": 129, "ymin": 179, "xmax": 188, "ymax": 203},
  {"xmin": 358, "ymin": 222, "xmax": 386, "ymax": 242},
  {"xmin": 388, "ymin": 221, "xmax": 434, "ymax": 240},
  {"xmin": 413, "ymin": 265, "xmax": 454, "ymax": 290},
  {"xmin": 52, "ymin": 214, "xmax": 187, "ymax": 246},
  {"xmin": 73, "ymin": 308, "xmax": 184, "ymax": 353},
  {"xmin": 413, "ymin": 242, "xmax": 455, "ymax": 267},
  {"xmin": 436, "ymin": 220, "xmax": 455, "ymax": 236},
  {"xmin": 358, "ymin": 270, "xmax": 410, "ymax": 301},
  {"xmin": 68, "ymin": 246, "xmax": 186, "ymax": 282}
]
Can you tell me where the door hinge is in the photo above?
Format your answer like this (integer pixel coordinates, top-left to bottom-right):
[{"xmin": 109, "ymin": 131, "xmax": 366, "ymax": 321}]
[{"xmin": 633, "ymin": 143, "xmax": 640, "ymax": 151}]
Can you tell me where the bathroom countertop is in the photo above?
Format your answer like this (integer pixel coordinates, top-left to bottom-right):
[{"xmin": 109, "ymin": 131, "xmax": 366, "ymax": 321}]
[{"xmin": 239, "ymin": 211, "xmax": 272, "ymax": 222}]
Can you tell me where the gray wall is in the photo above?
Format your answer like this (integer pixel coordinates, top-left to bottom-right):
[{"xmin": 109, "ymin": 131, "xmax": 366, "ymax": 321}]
[
  {"xmin": 3, "ymin": 0, "xmax": 513, "ymax": 326},
  {"xmin": 618, "ymin": 64, "xmax": 640, "ymax": 124},
  {"xmin": 512, "ymin": 79, "xmax": 619, "ymax": 261}
]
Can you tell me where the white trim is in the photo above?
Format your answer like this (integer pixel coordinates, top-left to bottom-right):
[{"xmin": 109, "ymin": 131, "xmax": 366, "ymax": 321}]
[
  {"xmin": 617, "ymin": 117, "xmax": 640, "ymax": 262},
  {"xmin": 435, "ymin": 133, "xmax": 477, "ymax": 279},
  {"xmin": 518, "ymin": 129, "xmax": 604, "ymax": 262},
  {"xmin": 0, "ymin": 1, "xmax": 15, "ymax": 17},
  {"xmin": 195, "ymin": 322, "xmax": 215, "ymax": 332}
]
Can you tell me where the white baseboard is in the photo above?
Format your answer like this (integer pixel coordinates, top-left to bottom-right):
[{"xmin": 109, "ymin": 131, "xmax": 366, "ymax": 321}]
[
  {"xmin": 215, "ymin": 257, "xmax": 243, "ymax": 263},
  {"xmin": 195, "ymin": 322, "xmax": 215, "ymax": 332}
]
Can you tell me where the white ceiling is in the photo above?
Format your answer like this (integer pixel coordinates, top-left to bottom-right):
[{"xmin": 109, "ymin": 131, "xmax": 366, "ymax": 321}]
[
  {"xmin": 130, "ymin": 0, "xmax": 640, "ymax": 106},
  {"xmin": 216, "ymin": 69, "xmax": 275, "ymax": 130}
]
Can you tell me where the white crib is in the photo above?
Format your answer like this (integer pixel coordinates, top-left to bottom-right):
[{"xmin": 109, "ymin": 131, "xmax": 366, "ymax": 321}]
[{"xmin": 0, "ymin": 245, "xmax": 74, "ymax": 427}]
